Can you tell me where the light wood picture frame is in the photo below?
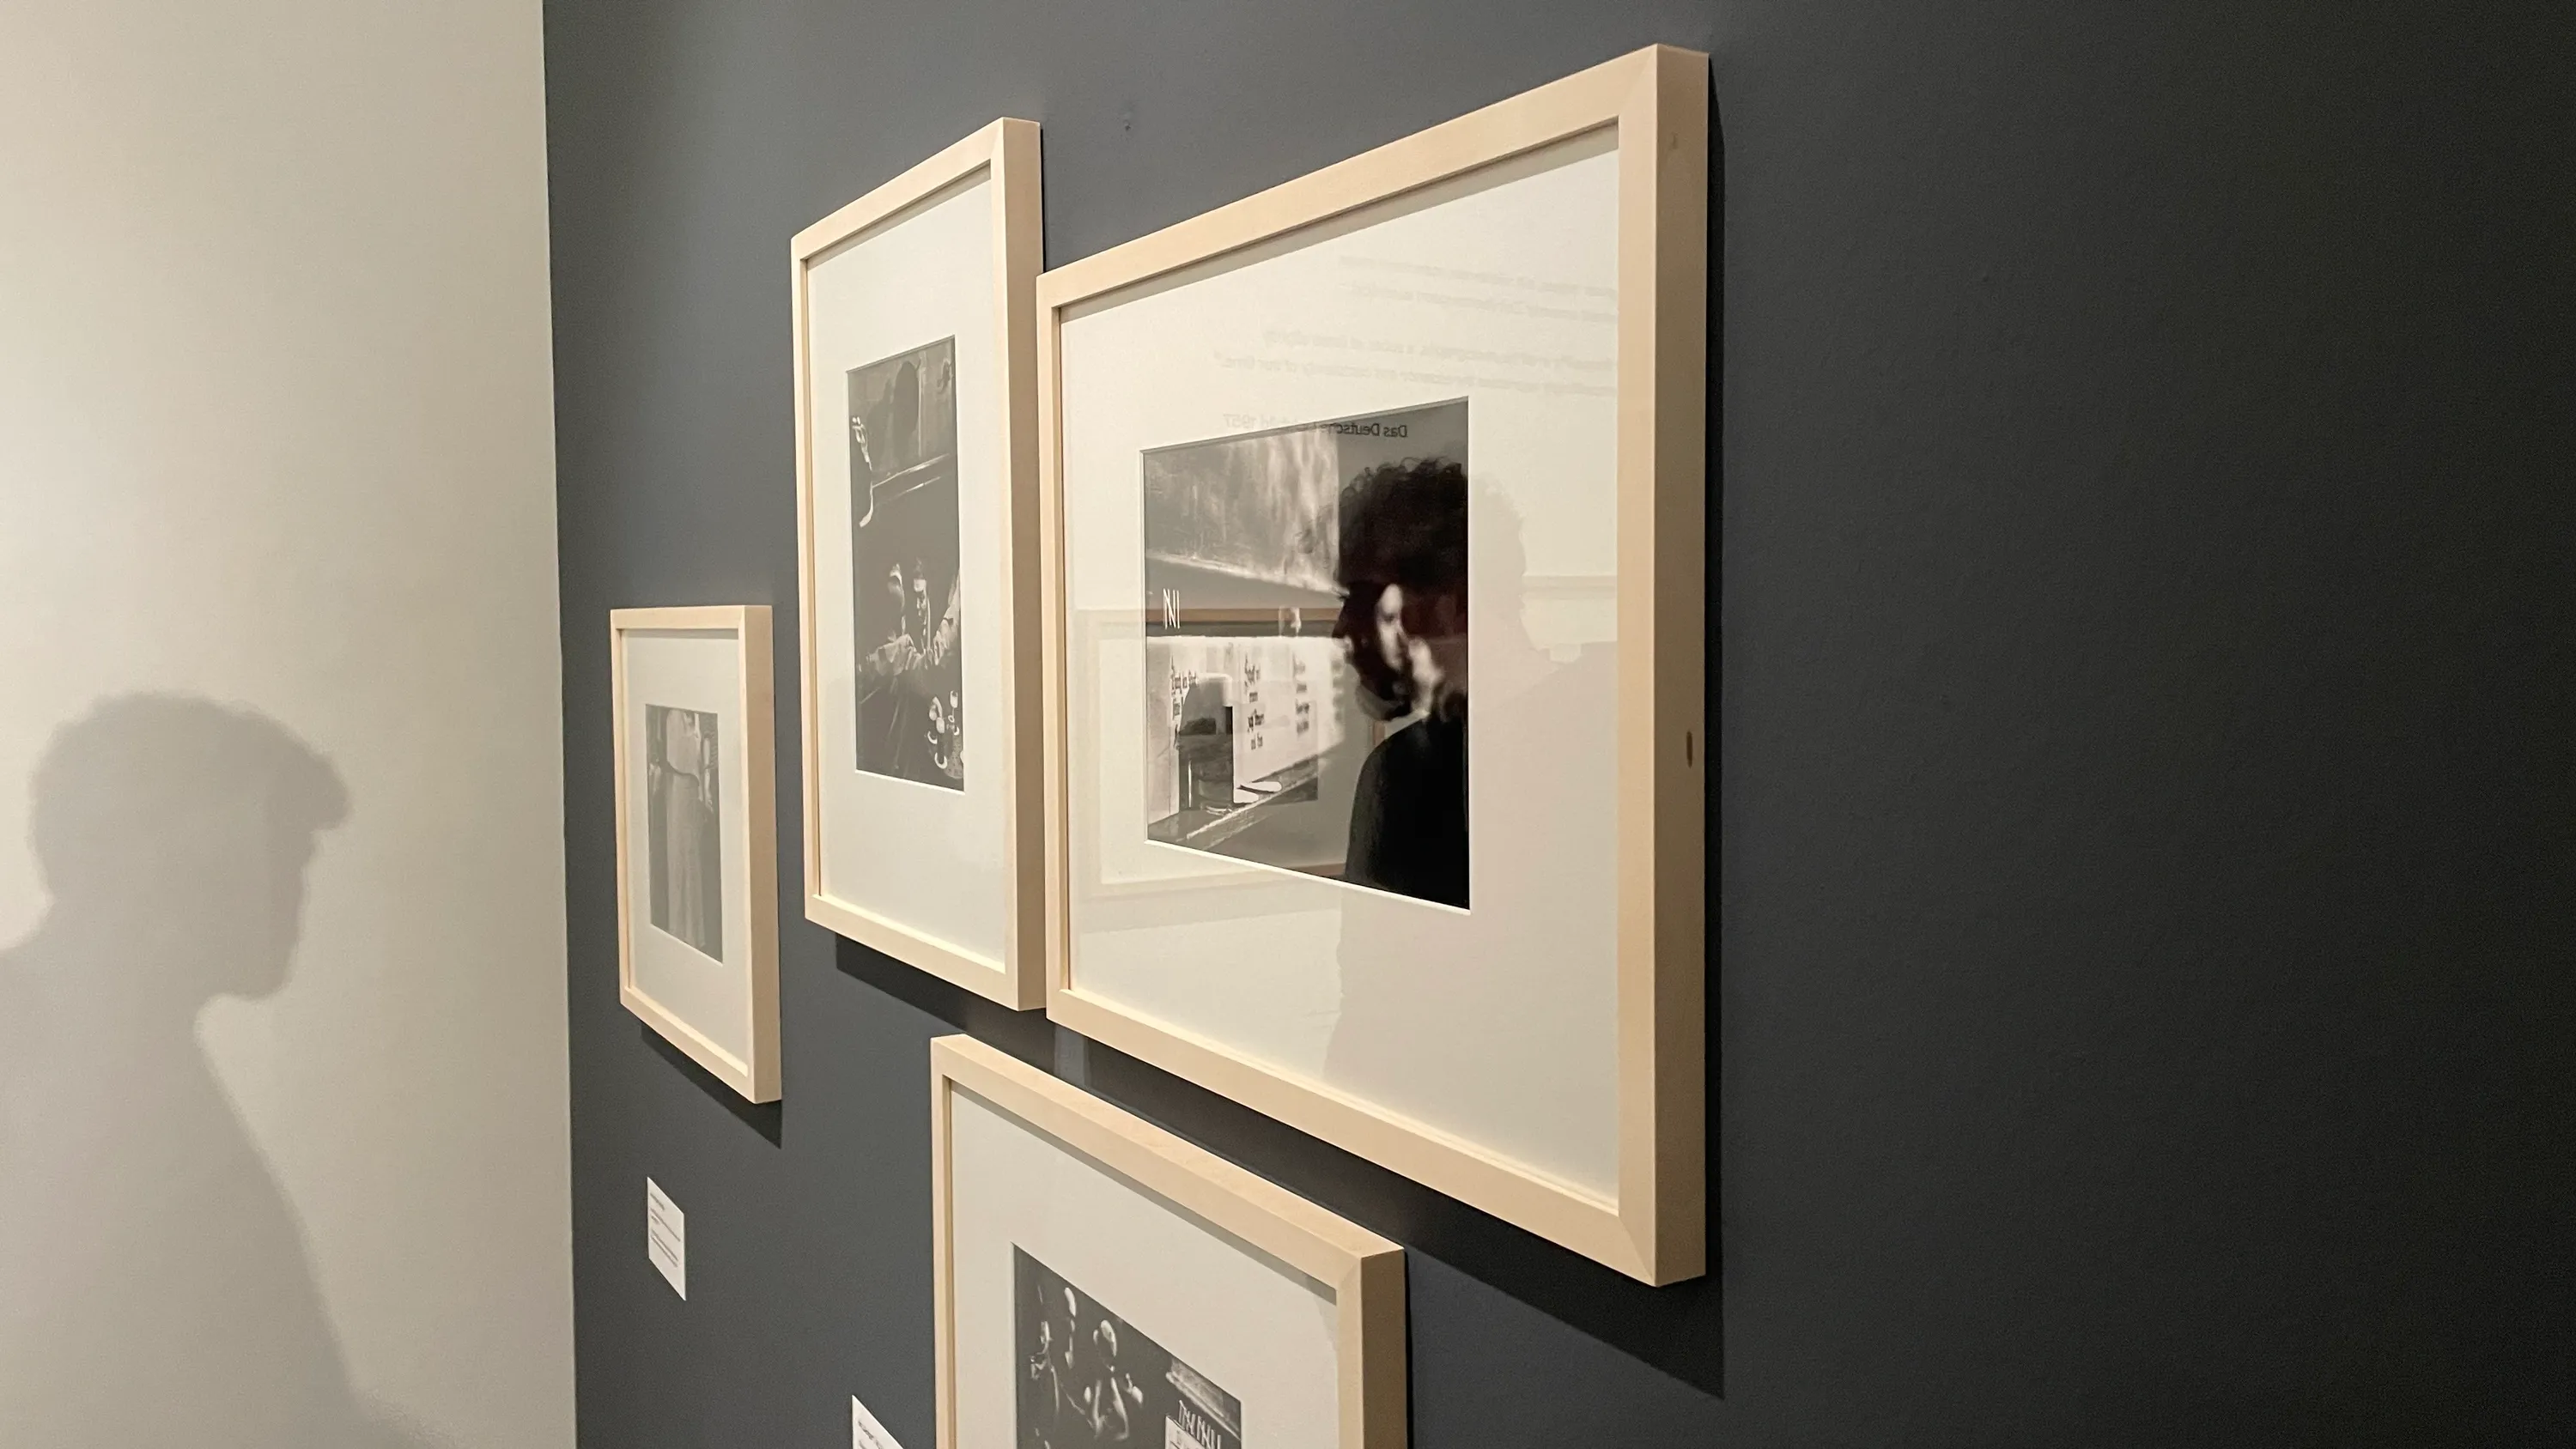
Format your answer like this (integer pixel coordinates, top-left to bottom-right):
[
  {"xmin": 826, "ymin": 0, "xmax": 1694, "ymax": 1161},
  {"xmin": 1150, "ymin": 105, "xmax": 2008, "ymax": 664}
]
[
  {"xmin": 1034, "ymin": 46, "xmax": 1707, "ymax": 1283},
  {"xmin": 793, "ymin": 119, "xmax": 1049, "ymax": 1009},
  {"xmin": 611, "ymin": 605, "xmax": 781, "ymax": 1103},
  {"xmin": 932, "ymin": 1034, "xmax": 1407, "ymax": 1447}
]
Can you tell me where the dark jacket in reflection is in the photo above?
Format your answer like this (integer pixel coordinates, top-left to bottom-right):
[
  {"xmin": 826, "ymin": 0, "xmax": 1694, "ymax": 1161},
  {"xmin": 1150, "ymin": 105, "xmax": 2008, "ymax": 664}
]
[
  {"xmin": 1332, "ymin": 455, "xmax": 1472, "ymax": 909},
  {"xmin": 1345, "ymin": 714, "xmax": 1468, "ymax": 908}
]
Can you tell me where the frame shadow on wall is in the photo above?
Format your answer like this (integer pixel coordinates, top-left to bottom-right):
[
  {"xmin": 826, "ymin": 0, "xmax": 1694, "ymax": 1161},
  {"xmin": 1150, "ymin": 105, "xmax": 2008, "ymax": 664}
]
[
  {"xmin": 1076, "ymin": 1003, "xmax": 1722, "ymax": 1398},
  {"xmin": 835, "ymin": 935, "xmax": 1060, "ymax": 1073},
  {"xmin": 641, "ymin": 1024, "xmax": 785, "ymax": 1143}
]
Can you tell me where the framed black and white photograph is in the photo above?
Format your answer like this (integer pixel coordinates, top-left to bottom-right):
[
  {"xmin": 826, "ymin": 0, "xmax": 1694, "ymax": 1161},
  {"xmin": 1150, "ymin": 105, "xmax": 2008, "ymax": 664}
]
[
  {"xmin": 795, "ymin": 119, "xmax": 1048, "ymax": 1008},
  {"xmin": 644, "ymin": 704, "xmax": 726, "ymax": 959},
  {"xmin": 850, "ymin": 336, "xmax": 966, "ymax": 790},
  {"xmin": 931, "ymin": 1036, "xmax": 1405, "ymax": 1448},
  {"xmin": 1013, "ymin": 1249, "xmax": 1242, "ymax": 1449},
  {"xmin": 1036, "ymin": 47, "xmax": 1708, "ymax": 1284},
  {"xmin": 612, "ymin": 606, "xmax": 780, "ymax": 1102},
  {"xmin": 1142, "ymin": 399, "xmax": 1472, "ymax": 908}
]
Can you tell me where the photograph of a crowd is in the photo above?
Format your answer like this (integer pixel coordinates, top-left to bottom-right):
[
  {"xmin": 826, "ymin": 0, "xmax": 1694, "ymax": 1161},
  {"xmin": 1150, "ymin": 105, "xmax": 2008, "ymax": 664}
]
[{"xmin": 1014, "ymin": 1249, "xmax": 1242, "ymax": 1449}]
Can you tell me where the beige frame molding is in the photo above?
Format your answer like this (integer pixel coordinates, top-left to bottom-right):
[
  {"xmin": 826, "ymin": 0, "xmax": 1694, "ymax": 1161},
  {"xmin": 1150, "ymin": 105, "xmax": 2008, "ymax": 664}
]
[
  {"xmin": 611, "ymin": 605, "xmax": 782, "ymax": 1103},
  {"xmin": 1035, "ymin": 46, "xmax": 1708, "ymax": 1283},
  {"xmin": 930, "ymin": 1035, "xmax": 1407, "ymax": 1446},
  {"xmin": 792, "ymin": 119, "xmax": 1049, "ymax": 1009}
]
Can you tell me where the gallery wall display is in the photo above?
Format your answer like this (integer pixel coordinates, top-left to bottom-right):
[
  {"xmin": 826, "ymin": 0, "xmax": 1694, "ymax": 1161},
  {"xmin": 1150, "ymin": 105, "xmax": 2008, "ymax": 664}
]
[
  {"xmin": 793, "ymin": 119, "xmax": 1050, "ymax": 1009},
  {"xmin": 1036, "ymin": 45, "xmax": 1709, "ymax": 1282},
  {"xmin": 611, "ymin": 606, "xmax": 781, "ymax": 1102},
  {"xmin": 930, "ymin": 1035, "xmax": 1406, "ymax": 1447}
]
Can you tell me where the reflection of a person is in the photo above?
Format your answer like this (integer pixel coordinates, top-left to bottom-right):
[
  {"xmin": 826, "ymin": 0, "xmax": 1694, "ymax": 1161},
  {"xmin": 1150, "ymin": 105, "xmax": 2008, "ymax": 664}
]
[
  {"xmin": 1333, "ymin": 457, "xmax": 1471, "ymax": 907},
  {"xmin": 651, "ymin": 709, "xmax": 719, "ymax": 957},
  {"xmin": 0, "ymin": 695, "xmax": 419, "ymax": 1446},
  {"xmin": 1323, "ymin": 487, "xmax": 1616, "ymax": 1191}
]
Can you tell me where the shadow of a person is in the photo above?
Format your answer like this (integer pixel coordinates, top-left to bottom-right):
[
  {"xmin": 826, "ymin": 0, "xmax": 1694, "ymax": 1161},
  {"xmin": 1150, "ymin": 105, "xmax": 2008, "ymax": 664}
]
[{"xmin": 0, "ymin": 695, "xmax": 422, "ymax": 1447}]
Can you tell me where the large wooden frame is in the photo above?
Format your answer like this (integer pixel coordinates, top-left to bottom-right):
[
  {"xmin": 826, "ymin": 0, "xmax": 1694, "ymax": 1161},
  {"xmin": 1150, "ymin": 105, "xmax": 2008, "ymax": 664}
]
[
  {"xmin": 1035, "ymin": 46, "xmax": 1708, "ymax": 1282},
  {"xmin": 931, "ymin": 1035, "xmax": 1407, "ymax": 1446},
  {"xmin": 611, "ymin": 605, "xmax": 782, "ymax": 1103},
  {"xmin": 792, "ymin": 119, "xmax": 1049, "ymax": 1009}
]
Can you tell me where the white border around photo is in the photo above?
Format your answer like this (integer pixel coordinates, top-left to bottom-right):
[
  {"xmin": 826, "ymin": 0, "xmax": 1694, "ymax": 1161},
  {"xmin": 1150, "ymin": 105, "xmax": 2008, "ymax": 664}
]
[
  {"xmin": 793, "ymin": 120, "xmax": 1050, "ymax": 1010},
  {"xmin": 611, "ymin": 605, "xmax": 781, "ymax": 1102},
  {"xmin": 930, "ymin": 1034, "xmax": 1406, "ymax": 1448},
  {"xmin": 1036, "ymin": 46, "xmax": 1709, "ymax": 1285}
]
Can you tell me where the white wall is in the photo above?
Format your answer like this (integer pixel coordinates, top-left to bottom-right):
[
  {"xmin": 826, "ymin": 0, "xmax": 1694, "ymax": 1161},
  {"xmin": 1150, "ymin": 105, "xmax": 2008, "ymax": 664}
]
[{"xmin": 0, "ymin": 2, "xmax": 572, "ymax": 1446}]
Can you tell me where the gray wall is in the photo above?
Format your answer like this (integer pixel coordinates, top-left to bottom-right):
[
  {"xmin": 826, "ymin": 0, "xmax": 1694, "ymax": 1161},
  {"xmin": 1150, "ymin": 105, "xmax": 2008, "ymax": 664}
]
[{"xmin": 544, "ymin": 3, "xmax": 2573, "ymax": 1445}]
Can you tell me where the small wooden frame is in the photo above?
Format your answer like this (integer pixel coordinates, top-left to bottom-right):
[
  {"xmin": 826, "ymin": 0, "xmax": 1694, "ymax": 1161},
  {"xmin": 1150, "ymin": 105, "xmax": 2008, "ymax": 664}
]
[
  {"xmin": 931, "ymin": 1035, "xmax": 1407, "ymax": 1446},
  {"xmin": 792, "ymin": 119, "xmax": 1049, "ymax": 1009},
  {"xmin": 611, "ymin": 605, "xmax": 781, "ymax": 1102},
  {"xmin": 1035, "ymin": 46, "xmax": 1707, "ymax": 1282}
]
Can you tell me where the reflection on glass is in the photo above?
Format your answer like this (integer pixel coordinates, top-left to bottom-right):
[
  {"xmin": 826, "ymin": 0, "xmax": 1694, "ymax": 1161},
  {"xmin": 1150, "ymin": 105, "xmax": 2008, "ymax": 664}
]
[{"xmin": 1139, "ymin": 400, "xmax": 1470, "ymax": 909}]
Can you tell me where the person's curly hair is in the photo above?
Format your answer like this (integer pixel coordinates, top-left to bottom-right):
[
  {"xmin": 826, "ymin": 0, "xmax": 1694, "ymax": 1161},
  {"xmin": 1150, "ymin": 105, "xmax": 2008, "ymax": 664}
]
[
  {"xmin": 1334, "ymin": 456, "xmax": 1468, "ymax": 718},
  {"xmin": 1335, "ymin": 456, "xmax": 1468, "ymax": 603}
]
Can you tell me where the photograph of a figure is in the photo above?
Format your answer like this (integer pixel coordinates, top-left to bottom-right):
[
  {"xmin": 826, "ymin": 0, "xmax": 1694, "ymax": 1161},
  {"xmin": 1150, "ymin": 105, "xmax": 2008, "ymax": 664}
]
[
  {"xmin": 1014, "ymin": 1249, "xmax": 1242, "ymax": 1449},
  {"xmin": 1141, "ymin": 399, "xmax": 1469, "ymax": 907},
  {"xmin": 850, "ymin": 336, "xmax": 965, "ymax": 789},
  {"xmin": 645, "ymin": 704, "xmax": 725, "ymax": 961}
]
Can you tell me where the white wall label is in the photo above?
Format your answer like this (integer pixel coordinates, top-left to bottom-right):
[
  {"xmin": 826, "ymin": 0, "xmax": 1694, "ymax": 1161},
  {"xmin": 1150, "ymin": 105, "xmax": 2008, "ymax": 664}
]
[
  {"xmin": 852, "ymin": 1394, "xmax": 905, "ymax": 1449},
  {"xmin": 646, "ymin": 1178, "xmax": 685, "ymax": 1300}
]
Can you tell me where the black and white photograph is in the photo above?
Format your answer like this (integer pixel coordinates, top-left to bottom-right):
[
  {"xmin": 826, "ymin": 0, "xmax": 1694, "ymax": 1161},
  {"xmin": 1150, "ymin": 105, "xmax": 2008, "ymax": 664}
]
[
  {"xmin": 1014, "ymin": 1249, "xmax": 1242, "ymax": 1449},
  {"xmin": 1142, "ymin": 399, "xmax": 1470, "ymax": 908},
  {"xmin": 849, "ymin": 336, "xmax": 965, "ymax": 790},
  {"xmin": 644, "ymin": 704, "xmax": 725, "ymax": 961}
]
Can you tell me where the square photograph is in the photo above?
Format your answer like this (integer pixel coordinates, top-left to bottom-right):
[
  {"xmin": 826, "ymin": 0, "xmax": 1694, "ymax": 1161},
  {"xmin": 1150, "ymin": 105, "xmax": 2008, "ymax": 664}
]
[
  {"xmin": 1141, "ymin": 398, "xmax": 1470, "ymax": 908},
  {"xmin": 850, "ymin": 336, "xmax": 965, "ymax": 790},
  {"xmin": 1013, "ymin": 1248, "xmax": 1242, "ymax": 1449},
  {"xmin": 643, "ymin": 703, "xmax": 725, "ymax": 961}
]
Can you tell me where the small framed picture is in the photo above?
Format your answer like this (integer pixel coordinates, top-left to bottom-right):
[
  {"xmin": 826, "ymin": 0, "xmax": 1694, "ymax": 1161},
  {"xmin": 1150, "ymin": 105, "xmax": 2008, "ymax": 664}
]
[
  {"xmin": 1036, "ymin": 46, "xmax": 1708, "ymax": 1282},
  {"xmin": 931, "ymin": 1035, "xmax": 1406, "ymax": 1449},
  {"xmin": 792, "ymin": 120, "xmax": 1049, "ymax": 1009},
  {"xmin": 611, "ymin": 606, "xmax": 780, "ymax": 1102}
]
